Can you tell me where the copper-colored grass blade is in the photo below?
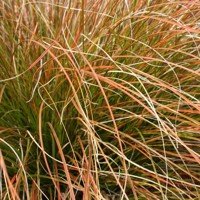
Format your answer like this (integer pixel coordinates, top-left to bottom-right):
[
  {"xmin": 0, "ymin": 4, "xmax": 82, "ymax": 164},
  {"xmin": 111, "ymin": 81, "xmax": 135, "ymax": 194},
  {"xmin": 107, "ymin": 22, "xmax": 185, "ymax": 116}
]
[
  {"xmin": 48, "ymin": 122, "xmax": 76, "ymax": 200},
  {"xmin": 1, "ymin": 0, "xmax": 200, "ymax": 199},
  {"xmin": 38, "ymin": 102, "xmax": 63, "ymax": 199},
  {"xmin": 28, "ymin": 23, "xmax": 38, "ymax": 48},
  {"xmin": 0, "ymin": 84, "xmax": 6, "ymax": 103},
  {"xmin": 179, "ymin": 110, "xmax": 200, "ymax": 114},
  {"xmin": 54, "ymin": 164, "xmax": 61, "ymax": 200},
  {"xmin": 78, "ymin": 136, "xmax": 90, "ymax": 199},
  {"xmin": 0, "ymin": 151, "xmax": 20, "ymax": 200},
  {"xmin": 77, "ymin": 136, "xmax": 98, "ymax": 198},
  {"xmin": 122, "ymin": 15, "xmax": 200, "ymax": 34},
  {"xmin": 27, "ymin": 41, "xmax": 55, "ymax": 71},
  {"xmin": 30, "ymin": 180, "xmax": 38, "ymax": 200}
]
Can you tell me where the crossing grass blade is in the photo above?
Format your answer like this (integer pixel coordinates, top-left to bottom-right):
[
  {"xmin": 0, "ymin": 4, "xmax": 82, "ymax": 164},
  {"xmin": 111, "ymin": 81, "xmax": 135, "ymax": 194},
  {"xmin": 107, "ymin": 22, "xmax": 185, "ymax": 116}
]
[{"xmin": 0, "ymin": 0, "xmax": 200, "ymax": 199}]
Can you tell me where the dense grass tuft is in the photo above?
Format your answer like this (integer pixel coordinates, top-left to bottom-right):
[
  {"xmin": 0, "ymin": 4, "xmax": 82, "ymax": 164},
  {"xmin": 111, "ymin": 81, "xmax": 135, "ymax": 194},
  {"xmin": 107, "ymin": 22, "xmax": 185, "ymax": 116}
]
[{"xmin": 0, "ymin": 0, "xmax": 200, "ymax": 199}]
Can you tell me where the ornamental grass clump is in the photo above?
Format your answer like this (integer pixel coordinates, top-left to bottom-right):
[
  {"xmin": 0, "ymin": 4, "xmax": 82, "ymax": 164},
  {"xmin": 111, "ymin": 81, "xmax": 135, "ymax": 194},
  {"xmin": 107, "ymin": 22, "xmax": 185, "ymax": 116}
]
[{"xmin": 0, "ymin": 0, "xmax": 200, "ymax": 199}]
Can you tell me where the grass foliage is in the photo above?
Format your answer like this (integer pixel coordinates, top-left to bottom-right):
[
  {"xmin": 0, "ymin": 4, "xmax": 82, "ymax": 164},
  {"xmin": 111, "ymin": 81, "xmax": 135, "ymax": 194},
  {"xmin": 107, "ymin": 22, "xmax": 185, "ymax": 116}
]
[{"xmin": 0, "ymin": 0, "xmax": 200, "ymax": 199}]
